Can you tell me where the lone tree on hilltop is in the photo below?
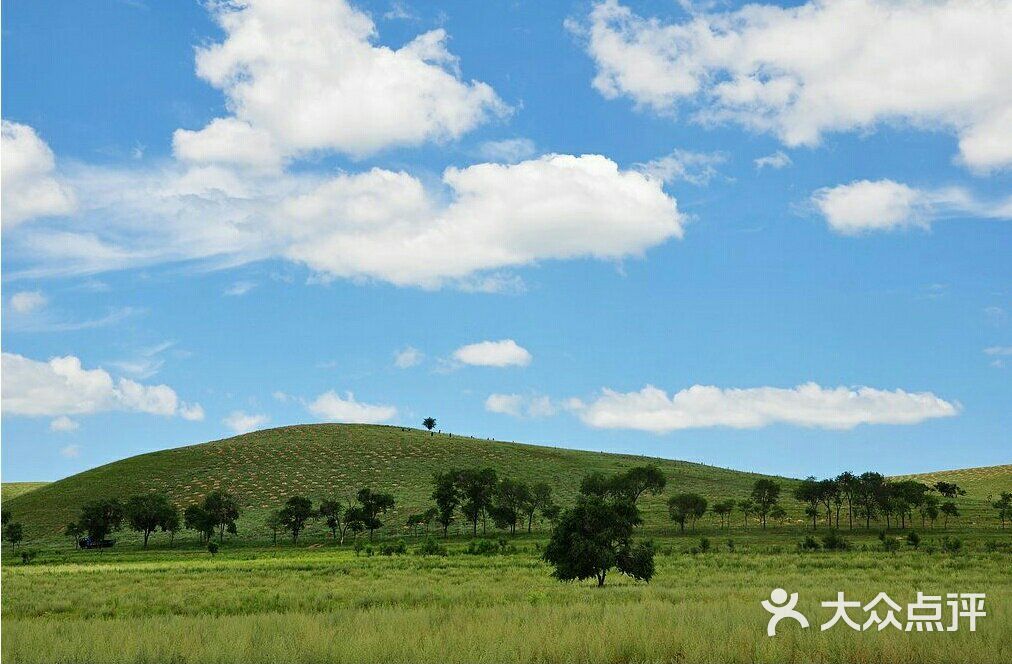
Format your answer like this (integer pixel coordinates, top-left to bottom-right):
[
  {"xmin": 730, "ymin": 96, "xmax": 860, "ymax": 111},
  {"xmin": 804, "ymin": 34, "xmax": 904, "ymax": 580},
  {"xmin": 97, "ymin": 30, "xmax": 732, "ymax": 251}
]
[
  {"xmin": 279, "ymin": 496, "xmax": 314, "ymax": 543},
  {"xmin": 423, "ymin": 417, "xmax": 437, "ymax": 435}
]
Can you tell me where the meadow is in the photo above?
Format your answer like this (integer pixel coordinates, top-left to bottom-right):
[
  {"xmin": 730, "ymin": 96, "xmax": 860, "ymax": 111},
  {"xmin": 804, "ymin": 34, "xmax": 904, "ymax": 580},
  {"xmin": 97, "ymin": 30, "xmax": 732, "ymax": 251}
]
[
  {"xmin": 2, "ymin": 529, "xmax": 1009, "ymax": 664},
  {"xmin": 2, "ymin": 425, "xmax": 1009, "ymax": 663}
]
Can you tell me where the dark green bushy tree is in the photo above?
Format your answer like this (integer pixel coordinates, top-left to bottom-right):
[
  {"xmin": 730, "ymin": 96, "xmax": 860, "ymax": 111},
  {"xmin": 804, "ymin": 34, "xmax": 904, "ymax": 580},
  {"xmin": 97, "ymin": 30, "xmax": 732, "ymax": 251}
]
[
  {"xmin": 124, "ymin": 493, "xmax": 178, "ymax": 548},
  {"xmin": 750, "ymin": 479, "xmax": 781, "ymax": 529},
  {"xmin": 431, "ymin": 469, "xmax": 460, "ymax": 537},
  {"xmin": 357, "ymin": 488, "xmax": 395, "ymax": 539},
  {"xmin": 668, "ymin": 493, "xmax": 707, "ymax": 533},
  {"xmin": 318, "ymin": 499, "xmax": 343, "ymax": 540},
  {"xmin": 279, "ymin": 496, "xmax": 314, "ymax": 542},
  {"xmin": 79, "ymin": 498, "xmax": 125, "ymax": 543},
  {"xmin": 203, "ymin": 490, "xmax": 240, "ymax": 542}
]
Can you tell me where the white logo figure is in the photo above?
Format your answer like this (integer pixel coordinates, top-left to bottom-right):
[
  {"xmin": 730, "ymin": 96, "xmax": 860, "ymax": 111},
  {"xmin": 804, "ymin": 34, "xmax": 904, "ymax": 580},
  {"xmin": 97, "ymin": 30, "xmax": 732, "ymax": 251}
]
[{"xmin": 763, "ymin": 588, "xmax": 810, "ymax": 636}]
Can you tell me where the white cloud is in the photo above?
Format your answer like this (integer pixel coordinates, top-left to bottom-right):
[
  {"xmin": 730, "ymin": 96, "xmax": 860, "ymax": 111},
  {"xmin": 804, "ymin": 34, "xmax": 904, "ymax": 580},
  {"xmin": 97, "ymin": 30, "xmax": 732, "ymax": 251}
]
[
  {"xmin": 394, "ymin": 346, "xmax": 424, "ymax": 368},
  {"xmin": 485, "ymin": 393, "xmax": 557, "ymax": 418},
  {"xmin": 1, "ymin": 121, "xmax": 76, "ymax": 226},
  {"xmin": 49, "ymin": 416, "xmax": 80, "ymax": 432},
  {"xmin": 306, "ymin": 390, "xmax": 397, "ymax": 423},
  {"xmin": 574, "ymin": 383, "xmax": 960, "ymax": 432},
  {"xmin": 179, "ymin": 0, "xmax": 506, "ymax": 162},
  {"xmin": 636, "ymin": 148, "xmax": 726, "ymax": 186},
  {"xmin": 453, "ymin": 339, "xmax": 532, "ymax": 367},
  {"xmin": 59, "ymin": 444, "xmax": 82, "ymax": 458},
  {"xmin": 9, "ymin": 290, "xmax": 47, "ymax": 314},
  {"xmin": 1, "ymin": 352, "xmax": 203, "ymax": 420},
  {"xmin": 571, "ymin": 0, "xmax": 1012, "ymax": 171},
  {"xmin": 754, "ymin": 151, "xmax": 792, "ymax": 170},
  {"xmin": 223, "ymin": 410, "xmax": 269, "ymax": 434},
  {"xmin": 984, "ymin": 346, "xmax": 1012, "ymax": 356},
  {"xmin": 223, "ymin": 280, "xmax": 257, "ymax": 297},
  {"xmin": 811, "ymin": 179, "xmax": 1012, "ymax": 234},
  {"xmin": 11, "ymin": 154, "xmax": 684, "ymax": 288},
  {"xmin": 173, "ymin": 118, "xmax": 281, "ymax": 171},
  {"xmin": 478, "ymin": 138, "xmax": 537, "ymax": 163},
  {"xmin": 179, "ymin": 403, "xmax": 205, "ymax": 421}
]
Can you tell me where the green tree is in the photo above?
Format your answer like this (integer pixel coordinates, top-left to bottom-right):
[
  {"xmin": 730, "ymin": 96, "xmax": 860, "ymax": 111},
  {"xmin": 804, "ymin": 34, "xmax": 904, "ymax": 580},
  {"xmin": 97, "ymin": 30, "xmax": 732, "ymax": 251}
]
[
  {"xmin": 525, "ymin": 482, "xmax": 556, "ymax": 533},
  {"xmin": 431, "ymin": 469, "xmax": 460, "ymax": 537},
  {"xmin": 933, "ymin": 482, "xmax": 966, "ymax": 499},
  {"xmin": 4, "ymin": 522, "xmax": 24, "ymax": 550},
  {"xmin": 125, "ymin": 493, "xmax": 177, "ymax": 548},
  {"xmin": 711, "ymin": 500, "xmax": 735, "ymax": 528},
  {"xmin": 611, "ymin": 465, "xmax": 667, "ymax": 502},
  {"xmin": 543, "ymin": 493, "xmax": 653, "ymax": 587},
  {"xmin": 79, "ymin": 498, "xmax": 125, "ymax": 543},
  {"xmin": 836, "ymin": 471, "xmax": 858, "ymax": 529},
  {"xmin": 184, "ymin": 505, "xmax": 215, "ymax": 543},
  {"xmin": 738, "ymin": 499, "xmax": 755, "ymax": 528},
  {"xmin": 940, "ymin": 501, "xmax": 959, "ymax": 528},
  {"xmin": 793, "ymin": 477, "xmax": 822, "ymax": 530},
  {"xmin": 750, "ymin": 479, "xmax": 781, "ymax": 529},
  {"xmin": 279, "ymin": 496, "xmax": 314, "ymax": 543},
  {"xmin": 457, "ymin": 467, "xmax": 497, "ymax": 536},
  {"xmin": 855, "ymin": 472, "xmax": 885, "ymax": 529},
  {"xmin": 668, "ymin": 493, "xmax": 707, "ymax": 533},
  {"xmin": 64, "ymin": 522, "xmax": 83, "ymax": 548},
  {"xmin": 318, "ymin": 499, "xmax": 343, "ymax": 540},
  {"xmin": 489, "ymin": 478, "xmax": 531, "ymax": 535},
  {"xmin": 993, "ymin": 492, "xmax": 1012, "ymax": 528},
  {"xmin": 422, "ymin": 417, "xmax": 437, "ymax": 434},
  {"xmin": 265, "ymin": 510, "xmax": 283, "ymax": 545},
  {"xmin": 162, "ymin": 508, "xmax": 181, "ymax": 547},
  {"xmin": 357, "ymin": 488, "xmax": 395, "ymax": 539},
  {"xmin": 203, "ymin": 490, "xmax": 240, "ymax": 542}
]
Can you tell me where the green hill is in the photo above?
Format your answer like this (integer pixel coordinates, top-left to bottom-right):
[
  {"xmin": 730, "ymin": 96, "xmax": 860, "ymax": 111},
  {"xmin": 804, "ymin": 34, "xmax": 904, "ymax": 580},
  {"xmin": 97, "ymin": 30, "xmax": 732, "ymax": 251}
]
[
  {"xmin": 894, "ymin": 464, "xmax": 1011, "ymax": 523},
  {"xmin": 1, "ymin": 482, "xmax": 48, "ymax": 504},
  {"xmin": 2, "ymin": 424, "xmax": 793, "ymax": 543}
]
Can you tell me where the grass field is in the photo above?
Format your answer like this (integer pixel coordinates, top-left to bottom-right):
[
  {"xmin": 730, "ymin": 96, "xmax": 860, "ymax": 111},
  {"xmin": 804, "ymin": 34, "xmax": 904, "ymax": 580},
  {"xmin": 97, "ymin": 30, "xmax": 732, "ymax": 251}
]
[
  {"xmin": 3, "ymin": 531, "xmax": 1010, "ymax": 664},
  {"xmin": 2, "ymin": 424, "xmax": 1009, "ymax": 663}
]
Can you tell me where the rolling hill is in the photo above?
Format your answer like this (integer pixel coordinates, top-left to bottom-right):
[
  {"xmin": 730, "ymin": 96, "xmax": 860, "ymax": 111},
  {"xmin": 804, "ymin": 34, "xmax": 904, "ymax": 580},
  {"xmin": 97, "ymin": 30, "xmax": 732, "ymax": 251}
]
[
  {"xmin": 3, "ymin": 424, "xmax": 1007, "ymax": 544},
  {"xmin": 1, "ymin": 482, "xmax": 48, "ymax": 504},
  {"xmin": 3, "ymin": 423, "xmax": 794, "ymax": 543}
]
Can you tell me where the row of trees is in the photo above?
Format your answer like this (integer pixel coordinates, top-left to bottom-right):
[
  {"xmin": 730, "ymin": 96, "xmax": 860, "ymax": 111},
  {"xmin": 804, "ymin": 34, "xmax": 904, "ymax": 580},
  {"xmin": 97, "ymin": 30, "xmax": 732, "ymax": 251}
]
[
  {"xmin": 430, "ymin": 468, "xmax": 559, "ymax": 537},
  {"xmin": 267, "ymin": 488, "xmax": 396, "ymax": 544}
]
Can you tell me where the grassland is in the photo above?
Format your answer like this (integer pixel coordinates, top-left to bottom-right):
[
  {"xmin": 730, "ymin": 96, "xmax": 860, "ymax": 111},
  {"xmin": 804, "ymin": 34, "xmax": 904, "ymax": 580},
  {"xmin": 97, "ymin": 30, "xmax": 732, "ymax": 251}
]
[
  {"xmin": 3, "ymin": 532, "xmax": 1010, "ymax": 664},
  {"xmin": 2, "ymin": 424, "xmax": 1009, "ymax": 663}
]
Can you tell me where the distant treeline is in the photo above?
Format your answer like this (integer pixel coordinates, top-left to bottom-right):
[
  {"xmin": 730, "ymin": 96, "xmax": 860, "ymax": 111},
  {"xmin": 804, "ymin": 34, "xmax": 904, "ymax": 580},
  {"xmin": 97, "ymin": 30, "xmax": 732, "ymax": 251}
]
[{"xmin": 2, "ymin": 467, "xmax": 1010, "ymax": 556}]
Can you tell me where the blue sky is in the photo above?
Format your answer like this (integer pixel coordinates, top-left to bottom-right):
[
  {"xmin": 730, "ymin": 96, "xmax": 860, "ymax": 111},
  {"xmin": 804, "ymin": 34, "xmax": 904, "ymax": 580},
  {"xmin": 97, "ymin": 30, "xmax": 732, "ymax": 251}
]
[{"xmin": 2, "ymin": 0, "xmax": 1009, "ymax": 482}]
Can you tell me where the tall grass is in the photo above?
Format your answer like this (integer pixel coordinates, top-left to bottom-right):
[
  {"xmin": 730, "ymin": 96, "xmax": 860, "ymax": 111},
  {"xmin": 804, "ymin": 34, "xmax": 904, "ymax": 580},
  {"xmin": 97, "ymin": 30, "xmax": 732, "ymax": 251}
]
[{"xmin": 4, "ymin": 542, "xmax": 1009, "ymax": 663}]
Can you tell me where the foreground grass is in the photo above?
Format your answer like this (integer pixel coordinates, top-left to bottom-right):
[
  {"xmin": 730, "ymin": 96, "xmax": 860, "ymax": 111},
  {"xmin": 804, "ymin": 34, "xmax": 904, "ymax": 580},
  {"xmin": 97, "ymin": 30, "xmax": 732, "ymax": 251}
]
[{"xmin": 3, "ymin": 534, "xmax": 1009, "ymax": 663}]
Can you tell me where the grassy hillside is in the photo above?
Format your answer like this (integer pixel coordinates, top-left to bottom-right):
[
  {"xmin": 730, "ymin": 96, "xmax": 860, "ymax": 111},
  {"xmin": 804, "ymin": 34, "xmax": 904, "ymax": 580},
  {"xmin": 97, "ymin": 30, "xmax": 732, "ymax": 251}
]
[
  {"xmin": 894, "ymin": 464, "xmax": 1011, "ymax": 523},
  {"xmin": 3, "ymin": 424, "xmax": 793, "ymax": 543},
  {"xmin": 1, "ymin": 482, "xmax": 48, "ymax": 504}
]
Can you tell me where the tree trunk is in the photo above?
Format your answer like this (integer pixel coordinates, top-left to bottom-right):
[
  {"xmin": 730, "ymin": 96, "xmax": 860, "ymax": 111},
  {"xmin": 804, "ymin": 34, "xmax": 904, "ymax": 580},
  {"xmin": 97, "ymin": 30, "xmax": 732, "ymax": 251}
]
[
  {"xmin": 597, "ymin": 571, "xmax": 606, "ymax": 587},
  {"xmin": 143, "ymin": 530, "xmax": 150, "ymax": 548}
]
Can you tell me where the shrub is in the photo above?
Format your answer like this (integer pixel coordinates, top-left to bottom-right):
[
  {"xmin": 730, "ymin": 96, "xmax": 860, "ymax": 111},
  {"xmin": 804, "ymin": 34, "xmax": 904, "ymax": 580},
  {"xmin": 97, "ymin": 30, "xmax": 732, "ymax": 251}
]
[
  {"xmin": 821, "ymin": 530, "xmax": 848, "ymax": 551},
  {"xmin": 698, "ymin": 537, "xmax": 711, "ymax": 553},
  {"xmin": 725, "ymin": 539, "xmax": 735, "ymax": 553},
  {"xmin": 19, "ymin": 549, "xmax": 39, "ymax": 565},
  {"xmin": 799, "ymin": 536, "xmax": 820, "ymax": 551},
  {"xmin": 353, "ymin": 540, "xmax": 364, "ymax": 556},
  {"xmin": 942, "ymin": 536, "xmax": 962, "ymax": 554},
  {"xmin": 906, "ymin": 531, "xmax": 921, "ymax": 549},
  {"xmin": 380, "ymin": 539, "xmax": 407, "ymax": 556},
  {"xmin": 207, "ymin": 541, "xmax": 219, "ymax": 556},
  {"xmin": 881, "ymin": 537, "xmax": 900, "ymax": 553},
  {"xmin": 415, "ymin": 536, "xmax": 447, "ymax": 556},
  {"xmin": 365, "ymin": 545, "xmax": 374, "ymax": 557}
]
